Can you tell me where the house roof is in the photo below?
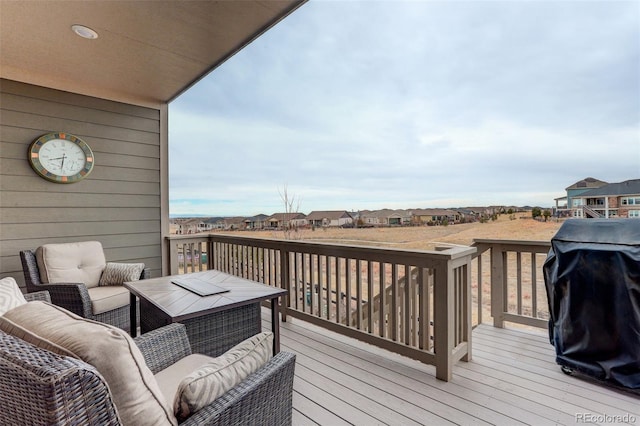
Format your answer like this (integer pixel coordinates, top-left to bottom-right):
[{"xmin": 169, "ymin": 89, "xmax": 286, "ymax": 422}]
[
  {"xmin": 266, "ymin": 213, "xmax": 306, "ymax": 222},
  {"xmin": 244, "ymin": 214, "xmax": 269, "ymax": 222},
  {"xmin": 412, "ymin": 208, "xmax": 458, "ymax": 216},
  {"xmin": 224, "ymin": 217, "xmax": 247, "ymax": 225},
  {"xmin": 360, "ymin": 209, "xmax": 411, "ymax": 218},
  {"xmin": 565, "ymin": 177, "xmax": 608, "ymax": 191},
  {"xmin": 202, "ymin": 217, "xmax": 226, "ymax": 224},
  {"xmin": 0, "ymin": 1, "xmax": 305, "ymax": 107},
  {"xmin": 456, "ymin": 208, "xmax": 478, "ymax": 215},
  {"xmin": 306, "ymin": 210, "xmax": 352, "ymax": 221},
  {"xmin": 180, "ymin": 218, "xmax": 204, "ymax": 226},
  {"xmin": 578, "ymin": 179, "xmax": 640, "ymax": 197}
]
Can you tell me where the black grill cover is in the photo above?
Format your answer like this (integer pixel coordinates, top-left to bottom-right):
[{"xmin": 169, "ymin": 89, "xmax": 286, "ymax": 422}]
[{"xmin": 543, "ymin": 219, "xmax": 640, "ymax": 388}]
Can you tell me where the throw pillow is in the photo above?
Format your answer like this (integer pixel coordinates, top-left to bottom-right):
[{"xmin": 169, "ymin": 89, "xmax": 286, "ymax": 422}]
[
  {"xmin": 0, "ymin": 301, "xmax": 177, "ymax": 426},
  {"xmin": 174, "ymin": 332, "xmax": 274, "ymax": 420},
  {"xmin": 99, "ymin": 262, "xmax": 145, "ymax": 286},
  {"xmin": 0, "ymin": 277, "xmax": 27, "ymax": 316}
]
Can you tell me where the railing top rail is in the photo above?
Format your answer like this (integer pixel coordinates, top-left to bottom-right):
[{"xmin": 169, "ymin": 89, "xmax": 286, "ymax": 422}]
[
  {"xmin": 166, "ymin": 234, "xmax": 212, "ymax": 241},
  {"xmin": 167, "ymin": 233, "xmax": 476, "ymax": 263},
  {"xmin": 215, "ymin": 233, "xmax": 478, "ymax": 259},
  {"xmin": 472, "ymin": 239, "xmax": 551, "ymax": 247},
  {"xmin": 471, "ymin": 238, "xmax": 551, "ymax": 258}
]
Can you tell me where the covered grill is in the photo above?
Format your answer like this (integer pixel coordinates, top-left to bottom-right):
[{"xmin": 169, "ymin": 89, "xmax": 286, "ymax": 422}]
[{"xmin": 543, "ymin": 219, "xmax": 640, "ymax": 389}]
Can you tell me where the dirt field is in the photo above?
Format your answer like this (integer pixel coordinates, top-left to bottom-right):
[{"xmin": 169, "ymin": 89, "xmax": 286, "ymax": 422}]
[{"xmin": 221, "ymin": 212, "xmax": 563, "ymax": 249}]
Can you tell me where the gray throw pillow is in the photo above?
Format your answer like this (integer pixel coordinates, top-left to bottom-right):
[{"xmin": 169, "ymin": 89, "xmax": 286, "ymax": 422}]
[{"xmin": 99, "ymin": 262, "xmax": 145, "ymax": 286}]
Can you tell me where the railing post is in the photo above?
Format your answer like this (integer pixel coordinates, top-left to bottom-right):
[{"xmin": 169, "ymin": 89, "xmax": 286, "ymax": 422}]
[
  {"xmin": 461, "ymin": 260, "xmax": 472, "ymax": 362},
  {"xmin": 169, "ymin": 239, "xmax": 179, "ymax": 275},
  {"xmin": 280, "ymin": 249, "xmax": 290, "ymax": 322},
  {"xmin": 490, "ymin": 245, "xmax": 505, "ymax": 328},
  {"xmin": 207, "ymin": 236, "xmax": 214, "ymax": 270},
  {"xmin": 434, "ymin": 259, "xmax": 454, "ymax": 381}
]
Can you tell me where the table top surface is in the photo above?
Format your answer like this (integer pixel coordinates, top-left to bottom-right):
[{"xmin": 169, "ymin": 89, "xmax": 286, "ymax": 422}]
[{"xmin": 124, "ymin": 270, "xmax": 287, "ymax": 320}]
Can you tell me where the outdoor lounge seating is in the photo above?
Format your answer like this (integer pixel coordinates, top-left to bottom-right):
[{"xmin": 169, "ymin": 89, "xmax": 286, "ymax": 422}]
[
  {"xmin": 20, "ymin": 241, "xmax": 149, "ymax": 331},
  {"xmin": 0, "ymin": 280, "xmax": 296, "ymax": 425}
]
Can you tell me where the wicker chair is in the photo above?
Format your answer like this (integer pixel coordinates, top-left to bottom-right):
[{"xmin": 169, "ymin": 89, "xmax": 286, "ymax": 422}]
[
  {"xmin": 0, "ymin": 318, "xmax": 296, "ymax": 425},
  {"xmin": 20, "ymin": 249, "xmax": 148, "ymax": 331}
]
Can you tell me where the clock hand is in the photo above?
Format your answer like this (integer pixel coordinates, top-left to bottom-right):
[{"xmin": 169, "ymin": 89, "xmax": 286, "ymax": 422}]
[{"xmin": 60, "ymin": 153, "xmax": 66, "ymax": 170}]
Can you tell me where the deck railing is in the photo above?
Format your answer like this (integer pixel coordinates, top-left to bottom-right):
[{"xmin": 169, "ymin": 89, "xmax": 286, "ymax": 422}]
[
  {"xmin": 166, "ymin": 234, "xmax": 476, "ymax": 381},
  {"xmin": 169, "ymin": 235, "xmax": 209, "ymax": 274},
  {"xmin": 471, "ymin": 239, "xmax": 551, "ymax": 330}
]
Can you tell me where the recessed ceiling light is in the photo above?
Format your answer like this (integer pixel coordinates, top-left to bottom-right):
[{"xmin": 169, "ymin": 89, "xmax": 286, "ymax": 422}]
[{"xmin": 71, "ymin": 24, "xmax": 98, "ymax": 40}]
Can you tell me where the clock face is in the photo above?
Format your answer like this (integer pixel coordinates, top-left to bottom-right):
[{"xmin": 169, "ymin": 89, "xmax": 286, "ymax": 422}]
[{"xmin": 28, "ymin": 133, "xmax": 94, "ymax": 183}]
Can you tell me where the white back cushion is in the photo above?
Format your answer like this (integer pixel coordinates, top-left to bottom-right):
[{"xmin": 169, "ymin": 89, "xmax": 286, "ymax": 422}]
[
  {"xmin": 36, "ymin": 241, "xmax": 106, "ymax": 288},
  {"xmin": 0, "ymin": 277, "xmax": 27, "ymax": 316}
]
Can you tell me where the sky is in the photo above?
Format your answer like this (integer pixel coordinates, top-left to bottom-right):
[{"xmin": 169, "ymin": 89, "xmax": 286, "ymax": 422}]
[{"xmin": 168, "ymin": 0, "xmax": 640, "ymax": 217}]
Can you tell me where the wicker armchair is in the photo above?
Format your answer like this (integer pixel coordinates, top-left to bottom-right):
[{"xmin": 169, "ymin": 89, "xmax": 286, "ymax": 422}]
[
  {"xmin": 0, "ymin": 321, "xmax": 296, "ymax": 426},
  {"xmin": 136, "ymin": 324, "xmax": 296, "ymax": 425},
  {"xmin": 23, "ymin": 290, "xmax": 52, "ymax": 303},
  {"xmin": 20, "ymin": 249, "xmax": 148, "ymax": 331}
]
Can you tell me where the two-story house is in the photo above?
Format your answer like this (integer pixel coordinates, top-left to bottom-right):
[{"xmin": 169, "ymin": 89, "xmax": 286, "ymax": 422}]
[{"xmin": 569, "ymin": 179, "xmax": 640, "ymax": 218}]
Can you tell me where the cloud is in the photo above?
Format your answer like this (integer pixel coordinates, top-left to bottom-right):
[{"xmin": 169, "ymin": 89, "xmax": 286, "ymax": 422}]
[{"xmin": 168, "ymin": 0, "xmax": 640, "ymax": 216}]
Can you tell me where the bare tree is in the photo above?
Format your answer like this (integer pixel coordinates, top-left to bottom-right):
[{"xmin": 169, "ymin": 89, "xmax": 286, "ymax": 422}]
[{"xmin": 278, "ymin": 184, "xmax": 302, "ymax": 240}]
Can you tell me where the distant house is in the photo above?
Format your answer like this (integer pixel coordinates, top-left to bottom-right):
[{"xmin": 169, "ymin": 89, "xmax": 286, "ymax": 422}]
[
  {"xmin": 465, "ymin": 206, "xmax": 504, "ymax": 217},
  {"xmin": 390, "ymin": 209, "xmax": 413, "ymax": 225},
  {"xmin": 172, "ymin": 218, "xmax": 203, "ymax": 234},
  {"xmin": 306, "ymin": 210, "xmax": 353, "ymax": 227},
  {"xmin": 412, "ymin": 208, "xmax": 460, "ymax": 224},
  {"xmin": 556, "ymin": 177, "xmax": 608, "ymax": 213},
  {"xmin": 569, "ymin": 179, "xmax": 640, "ymax": 218},
  {"xmin": 244, "ymin": 214, "xmax": 269, "ymax": 230},
  {"xmin": 169, "ymin": 218, "xmax": 184, "ymax": 234},
  {"xmin": 201, "ymin": 217, "xmax": 227, "ymax": 231},
  {"xmin": 222, "ymin": 216, "xmax": 247, "ymax": 230},
  {"xmin": 265, "ymin": 212, "xmax": 307, "ymax": 229},
  {"xmin": 358, "ymin": 210, "xmax": 384, "ymax": 226},
  {"xmin": 358, "ymin": 209, "xmax": 410, "ymax": 226},
  {"xmin": 197, "ymin": 219, "xmax": 216, "ymax": 232},
  {"xmin": 455, "ymin": 208, "xmax": 479, "ymax": 222}
]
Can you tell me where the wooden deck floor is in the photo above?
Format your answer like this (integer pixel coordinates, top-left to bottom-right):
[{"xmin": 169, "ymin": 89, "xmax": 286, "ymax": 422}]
[{"xmin": 263, "ymin": 312, "xmax": 639, "ymax": 426}]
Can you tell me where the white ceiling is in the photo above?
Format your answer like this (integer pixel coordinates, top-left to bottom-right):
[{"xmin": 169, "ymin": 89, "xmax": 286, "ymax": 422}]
[{"xmin": 0, "ymin": 0, "xmax": 305, "ymax": 107}]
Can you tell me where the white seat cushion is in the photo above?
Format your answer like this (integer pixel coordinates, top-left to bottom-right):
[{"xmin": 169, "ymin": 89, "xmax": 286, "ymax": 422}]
[
  {"xmin": 36, "ymin": 241, "xmax": 106, "ymax": 288},
  {"xmin": 87, "ymin": 285, "xmax": 130, "ymax": 315},
  {"xmin": 155, "ymin": 353, "xmax": 213, "ymax": 406}
]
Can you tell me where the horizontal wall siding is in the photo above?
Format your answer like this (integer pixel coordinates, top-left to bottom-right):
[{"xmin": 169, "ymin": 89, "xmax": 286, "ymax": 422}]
[{"xmin": 0, "ymin": 79, "xmax": 163, "ymax": 286}]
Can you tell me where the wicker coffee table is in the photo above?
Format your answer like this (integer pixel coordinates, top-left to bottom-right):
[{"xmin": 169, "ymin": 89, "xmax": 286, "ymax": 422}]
[{"xmin": 124, "ymin": 270, "xmax": 287, "ymax": 356}]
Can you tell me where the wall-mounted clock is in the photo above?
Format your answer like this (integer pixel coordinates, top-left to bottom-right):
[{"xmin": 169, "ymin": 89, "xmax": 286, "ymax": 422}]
[{"xmin": 28, "ymin": 132, "xmax": 94, "ymax": 183}]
